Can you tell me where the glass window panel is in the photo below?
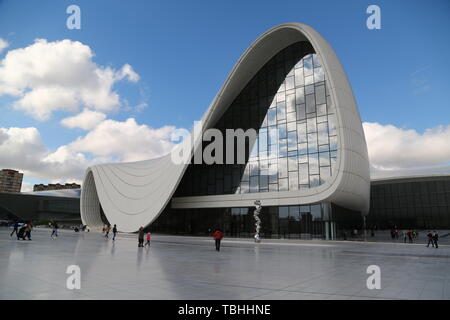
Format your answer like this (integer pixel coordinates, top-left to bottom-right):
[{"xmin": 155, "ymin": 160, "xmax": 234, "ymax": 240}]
[
  {"xmin": 278, "ymin": 139, "xmax": 287, "ymax": 157},
  {"xmin": 305, "ymin": 75, "xmax": 314, "ymax": 86},
  {"xmin": 249, "ymin": 138, "xmax": 258, "ymax": 159},
  {"xmin": 310, "ymin": 175, "xmax": 320, "ymax": 187},
  {"xmin": 269, "ymin": 144, "xmax": 278, "ymax": 158},
  {"xmin": 305, "ymin": 84, "xmax": 314, "ymax": 95},
  {"xmin": 286, "ymin": 76, "xmax": 295, "ymax": 90},
  {"xmin": 318, "ymin": 122, "xmax": 329, "ymax": 145},
  {"xmin": 268, "ymin": 108, "xmax": 277, "ymax": 126},
  {"xmin": 299, "ymin": 154, "xmax": 308, "ymax": 163},
  {"xmin": 278, "ymin": 178, "xmax": 288, "ymax": 191},
  {"xmin": 287, "ymin": 112, "xmax": 296, "ymax": 123},
  {"xmin": 296, "ymin": 104, "xmax": 306, "ymax": 120},
  {"xmin": 295, "ymin": 87, "xmax": 305, "ymax": 104},
  {"xmin": 259, "ymin": 175, "xmax": 268, "ymax": 190},
  {"xmin": 314, "ymin": 67, "xmax": 325, "ymax": 83},
  {"xmin": 289, "ymin": 171, "xmax": 299, "ymax": 190},
  {"xmin": 287, "ymin": 121, "xmax": 296, "ymax": 132},
  {"xmin": 286, "ymin": 94, "xmax": 296, "ymax": 113},
  {"xmin": 277, "ymin": 102, "xmax": 286, "ymax": 121},
  {"xmin": 299, "ymin": 163, "xmax": 309, "ymax": 185},
  {"xmin": 288, "ymin": 155, "xmax": 298, "ymax": 171},
  {"xmin": 313, "ymin": 54, "xmax": 322, "ymax": 67},
  {"xmin": 239, "ymin": 181, "xmax": 248, "ymax": 193},
  {"xmin": 317, "ymin": 115, "xmax": 327, "ymax": 123},
  {"xmin": 277, "ymin": 92, "xmax": 285, "ymax": 102},
  {"xmin": 278, "ymin": 123, "xmax": 287, "ymax": 139},
  {"xmin": 320, "ymin": 166, "xmax": 331, "ymax": 184},
  {"xmin": 269, "ymin": 183, "xmax": 278, "ymax": 192},
  {"xmin": 242, "ymin": 165, "xmax": 250, "ymax": 181},
  {"xmin": 303, "ymin": 55, "xmax": 313, "ymax": 76},
  {"xmin": 307, "ymin": 118, "xmax": 317, "ymax": 133},
  {"xmin": 311, "ymin": 204, "xmax": 322, "ymax": 219},
  {"xmin": 269, "ymin": 162, "xmax": 278, "ymax": 184},
  {"xmin": 329, "ymin": 136, "xmax": 338, "ymax": 151},
  {"xmin": 268, "ymin": 126, "xmax": 278, "ymax": 145},
  {"xmin": 288, "ymin": 131, "xmax": 297, "ymax": 151},
  {"xmin": 309, "ymin": 153, "xmax": 319, "ymax": 174},
  {"xmin": 297, "ymin": 122, "xmax": 307, "ymax": 143},
  {"xmin": 250, "ymin": 176, "xmax": 259, "ymax": 193},
  {"xmin": 249, "ymin": 161, "xmax": 259, "ymax": 176},
  {"xmin": 319, "ymin": 152, "xmax": 331, "ymax": 166},
  {"xmin": 259, "ymin": 128, "xmax": 268, "ymax": 151},
  {"xmin": 260, "ymin": 160, "xmax": 268, "ymax": 175},
  {"xmin": 319, "ymin": 144, "xmax": 330, "ymax": 152},
  {"xmin": 317, "ymin": 103, "xmax": 327, "ymax": 116},
  {"xmin": 294, "ymin": 68, "xmax": 304, "ymax": 87},
  {"xmin": 298, "ymin": 143, "xmax": 308, "ymax": 155},
  {"xmin": 305, "ymin": 94, "xmax": 315, "ymax": 113},
  {"xmin": 278, "ymin": 157, "xmax": 288, "ymax": 178},
  {"xmin": 315, "ymin": 85, "xmax": 326, "ymax": 104}
]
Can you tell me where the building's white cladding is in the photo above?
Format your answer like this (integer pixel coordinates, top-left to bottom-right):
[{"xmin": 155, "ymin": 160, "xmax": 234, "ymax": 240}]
[{"xmin": 81, "ymin": 23, "xmax": 370, "ymax": 232}]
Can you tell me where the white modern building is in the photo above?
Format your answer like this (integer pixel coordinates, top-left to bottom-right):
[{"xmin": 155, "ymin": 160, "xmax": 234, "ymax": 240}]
[{"xmin": 80, "ymin": 22, "xmax": 370, "ymax": 239}]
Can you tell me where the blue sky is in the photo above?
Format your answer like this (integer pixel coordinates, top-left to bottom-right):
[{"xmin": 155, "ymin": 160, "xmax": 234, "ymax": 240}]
[{"xmin": 0, "ymin": 0, "xmax": 449, "ymax": 188}]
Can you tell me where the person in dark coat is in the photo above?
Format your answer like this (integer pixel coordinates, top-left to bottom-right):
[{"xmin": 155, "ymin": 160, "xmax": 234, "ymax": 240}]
[
  {"xmin": 426, "ymin": 230, "xmax": 434, "ymax": 247},
  {"xmin": 213, "ymin": 229, "xmax": 224, "ymax": 251},
  {"xmin": 10, "ymin": 221, "xmax": 19, "ymax": 237},
  {"xmin": 138, "ymin": 226, "xmax": 145, "ymax": 247},
  {"xmin": 432, "ymin": 231, "xmax": 439, "ymax": 249},
  {"xmin": 51, "ymin": 221, "xmax": 58, "ymax": 239},
  {"xmin": 17, "ymin": 226, "xmax": 26, "ymax": 240},
  {"xmin": 112, "ymin": 224, "xmax": 118, "ymax": 241}
]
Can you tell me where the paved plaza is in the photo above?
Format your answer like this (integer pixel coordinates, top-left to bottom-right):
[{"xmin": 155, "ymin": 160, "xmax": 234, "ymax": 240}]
[{"xmin": 1, "ymin": 227, "xmax": 449, "ymax": 300}]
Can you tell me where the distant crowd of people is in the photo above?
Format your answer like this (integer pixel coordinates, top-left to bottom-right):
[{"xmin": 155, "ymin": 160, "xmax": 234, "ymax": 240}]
[{"xmin": 7, "ymin": 221, "xmax": 443, "ymax": 251}]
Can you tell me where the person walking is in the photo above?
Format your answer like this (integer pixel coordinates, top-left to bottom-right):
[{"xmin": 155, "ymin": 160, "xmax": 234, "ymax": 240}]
[
  {"xmin": 426, "ymin": 230, "xmax": 434, "ymax": 247},
  {"xmin": 51, "ymin": 221, "xmax": 58, "ymax": 239},
  {"xmin": 10, "ymin": 221, "xmax": 19, "ymax": 237},
  {"xmin": 17, "ymin": 225, "xmax": 26, "ymax": 240},
  {"xmin": 432, "ymin": 230, "xmax": 439, "ymax": 249},
  {"xmin": 213, "ymin": 228, "xmax": 224, "ymax": 252},
  {"xmin": 403, "ymin": 230, "xmax": 408, "ymax": 243},
  {"xmin": 144, "ymin": 232, "xmax": 151, "ymax": 247},
  {"xmin": 407, "ymin": 230, "xmax": 413, "ymax": 243},
  {"xmin": 24, "ymin": 222, "xmax": 33, "ymax": 240},
  {"xmin": 138, "ymin": 227, "xmax": 145, "ymax": 247},
  {"xmin": 112, "ymin": 224, "xmax": 117, "ymax": 241},
  {"xmin": 104, "ymin": 224, "xmax": 111, "ymax": 238}
]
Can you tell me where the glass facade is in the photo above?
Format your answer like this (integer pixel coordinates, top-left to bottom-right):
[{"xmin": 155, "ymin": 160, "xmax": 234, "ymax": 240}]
[
  {"xmin": 368, "ymin": 176, "xmax": 450, "ymax": 229},
  {"xmin": 175, "ymin": 41, "xmax": 338, "ymax": 197},
  {"xmin": 150, "ymin": 204, "xmax": 330, "ymax": 239}
]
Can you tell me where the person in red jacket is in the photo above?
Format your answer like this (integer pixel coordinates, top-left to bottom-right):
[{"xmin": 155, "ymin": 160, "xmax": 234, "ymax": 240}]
[{"xmin": 213, "ymin": 229, "xmax": 224, "ymax": 251}]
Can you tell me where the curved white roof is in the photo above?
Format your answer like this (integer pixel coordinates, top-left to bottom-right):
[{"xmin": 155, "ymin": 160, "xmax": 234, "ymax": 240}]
[{"xmin": 81, "ymin": 22, "xmax": 370, "ymax": 232}]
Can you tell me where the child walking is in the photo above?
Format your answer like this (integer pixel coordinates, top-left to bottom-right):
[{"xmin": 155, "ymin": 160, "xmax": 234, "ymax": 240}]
[{"xmin": 145, "ymin": 232, "xmax": 151, "ymax": 247}]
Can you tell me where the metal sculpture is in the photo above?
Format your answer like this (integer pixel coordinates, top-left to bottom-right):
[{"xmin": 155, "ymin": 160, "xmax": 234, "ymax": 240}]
[{"xmin": 254, "ymin": 200, "xmax": 262, "ymax": 242}]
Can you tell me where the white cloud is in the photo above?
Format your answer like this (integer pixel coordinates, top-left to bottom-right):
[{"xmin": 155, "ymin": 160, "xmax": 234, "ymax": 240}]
[
  {"xmin": 0, "ymin": 39, "xmax": 140, "ymax": 120},
  {"xmin": 68, "ymin": 118, "xmax": 177, "ymax": 162},
  {"xmin": 60, "ymin": 109, "xmax": 107, "ymax": 130},
  {"xmin": 363, "ymin": 122, "xmax": 450, "ymax": 177},
  {"xmin": 0, "ymin": 38, "xmax": 9, "ymax": 53},
  {"xmin": 0, "ymin": 119, "xmax": 182, "ymax": 184}
]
